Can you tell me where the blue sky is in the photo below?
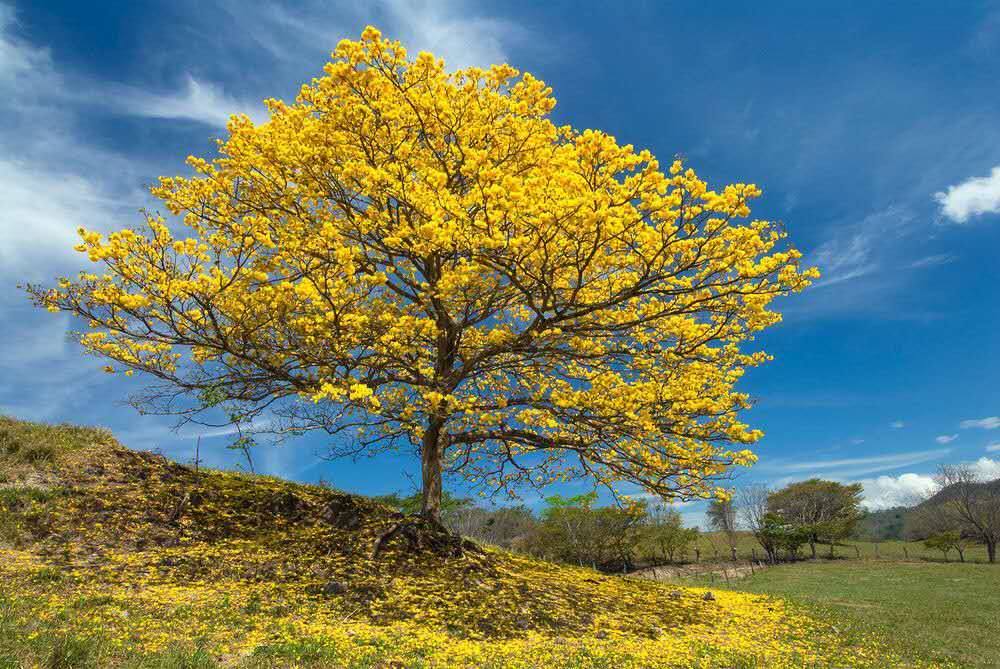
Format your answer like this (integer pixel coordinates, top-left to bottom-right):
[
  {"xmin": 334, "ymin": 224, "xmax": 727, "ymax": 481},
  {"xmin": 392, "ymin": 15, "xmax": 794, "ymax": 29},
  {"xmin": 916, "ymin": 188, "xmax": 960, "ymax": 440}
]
[{"xmin": 3, "ymin": 1, "xmax": 1000, "ymax": 524}]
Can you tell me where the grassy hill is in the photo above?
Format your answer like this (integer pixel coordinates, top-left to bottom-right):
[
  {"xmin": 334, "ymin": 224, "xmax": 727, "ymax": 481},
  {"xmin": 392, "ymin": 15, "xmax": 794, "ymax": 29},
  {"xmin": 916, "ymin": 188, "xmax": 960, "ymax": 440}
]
[{"xmin": 0, "ymin": 417, "xmax": 938, "ymax": 668}]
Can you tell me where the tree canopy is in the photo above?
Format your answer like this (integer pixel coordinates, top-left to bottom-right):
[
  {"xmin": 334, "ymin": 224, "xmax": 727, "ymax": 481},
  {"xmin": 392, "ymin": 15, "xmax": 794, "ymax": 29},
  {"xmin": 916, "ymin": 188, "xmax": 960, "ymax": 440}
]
[
  {"xmin": 768, "ymin": 479, "xmax": 863, "ymax": 558},
  {"xmin": 30, "ymin": 27, "xmax": 816, "ymax": 519}
]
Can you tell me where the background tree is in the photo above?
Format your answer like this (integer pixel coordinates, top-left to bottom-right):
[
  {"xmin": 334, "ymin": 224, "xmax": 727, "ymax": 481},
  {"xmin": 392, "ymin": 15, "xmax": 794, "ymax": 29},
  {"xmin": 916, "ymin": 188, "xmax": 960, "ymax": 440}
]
[
  {"xmin": 855, "ymin": 506, "xmax": 907, "ymax": 542},
  {"xmin": 444, "ymin": 504, "xmax": 536, "ymax": 549},
  {"xmin": 29, "ymin": 27, "xmax": 815, "ymax": 523},
  {"xmin": 767, "ymin": 479, "xmax": 863, "ymax": 559},
  {"xmin": 757, "ymin": 512, "xmax": 810, "ymax": 561},
  {"xmin": 706, "ymin": 497, "xmax": 738, "ymax": 556},
  {"xmin": 528, "ymin": 493, "xmax": 644, "ymax": 570},
  {"xmin": 372, "ymin": 489, "xmax": 473, "ymax": 516},
  {"xmin": 738, "ymin": 484, "xmax": 775, "ymax": 561},
  {"xmin": 923, "ymin": 530, "xmax": 964, "ymax": 562},
  {"xmin": 641, "ymin": 505, "xmax": 699, "ymax": 564},
  {"xmin": 932, "ymin": 465, "xmax": 1000, "ymax": 563}
]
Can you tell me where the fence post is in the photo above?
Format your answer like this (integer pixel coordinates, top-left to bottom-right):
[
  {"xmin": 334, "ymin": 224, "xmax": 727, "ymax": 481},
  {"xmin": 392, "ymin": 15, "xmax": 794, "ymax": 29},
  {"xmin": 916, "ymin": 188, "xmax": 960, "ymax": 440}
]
[
  {"xmin": 731, "ymin": 546, "xmax": 737, "ymax": 561},
  {"xmin": 904, "ymin": 546, "xmax": 908, "ymax": 560},
  {"xmin": 695, "ymin": 547, "xmax": 700, "ymax": 563},
  {"xmin": 854, "ymin": 545, "xmax": 860, "ymax": 558},
  {"xmin": 874, "ymin": 542, "xmax": 879, "ymax": 558},
  {"xmin": 752, "ymin": 548, "xmax": 757, "ymax": 562}
]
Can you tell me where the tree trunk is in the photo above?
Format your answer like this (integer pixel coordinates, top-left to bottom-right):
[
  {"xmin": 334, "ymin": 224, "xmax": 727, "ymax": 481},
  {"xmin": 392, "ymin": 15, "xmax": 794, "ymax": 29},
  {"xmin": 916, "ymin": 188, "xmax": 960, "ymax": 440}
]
[
  {"xmin": 809, "ymin": 540, "xmax": 816, "ymax": 560},
  {"xmin": 420, "ymin": 417, "xmax": 444, "ymax": 521},
  {"xmin": 988, "ymin": 541, "xmax": 997, "ymax": 564}
]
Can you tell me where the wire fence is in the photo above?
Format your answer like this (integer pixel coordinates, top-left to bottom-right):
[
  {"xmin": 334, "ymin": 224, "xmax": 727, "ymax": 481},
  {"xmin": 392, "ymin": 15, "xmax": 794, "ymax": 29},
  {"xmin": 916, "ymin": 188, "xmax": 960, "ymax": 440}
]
[{"xmin": 687, "ymin": 533, "xmax": 997, "ymax": 566}]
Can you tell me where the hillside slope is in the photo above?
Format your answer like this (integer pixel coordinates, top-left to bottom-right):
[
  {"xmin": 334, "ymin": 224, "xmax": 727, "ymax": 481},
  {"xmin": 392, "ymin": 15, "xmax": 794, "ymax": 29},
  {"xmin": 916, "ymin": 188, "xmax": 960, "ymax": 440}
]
[{"xmin": 0, "ymin": 417, "xmax": 933, "ymax": 668}]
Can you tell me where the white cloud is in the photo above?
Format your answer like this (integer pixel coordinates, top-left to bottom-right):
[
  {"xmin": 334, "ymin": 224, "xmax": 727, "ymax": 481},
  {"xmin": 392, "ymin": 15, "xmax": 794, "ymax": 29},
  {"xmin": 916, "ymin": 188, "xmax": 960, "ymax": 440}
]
[
  {"xmin": 890, "ymin": 420, "xmax": 905, "ymax": 429},
  {"xmin": 960, "ymin": 416, "xmax": 1000, "ymax": 430},
  {"xmin": 935, "ymin": 166, "xmax": 1000, "ymax": 223},
  {"xmin": 859, "ymin": 472, "xmax": 937, "ymax": 510},
  {"xmin": 114, "ymin": 74, "xmax": 268, "ymax": 128},
  {"xmin": 935, "ymin": 434, "xmax": 958, "ymax": 444},
  {"xmin": 972, "ymin": 456, "xmax": 1000, "ymax": 481},
  {"xmin": 857, "ymin": 457, "xmax": 1000, "ymax": 510},
  {"xmin": 986, "ymin": 442, "xmax": 1000, "ymax": 453}
]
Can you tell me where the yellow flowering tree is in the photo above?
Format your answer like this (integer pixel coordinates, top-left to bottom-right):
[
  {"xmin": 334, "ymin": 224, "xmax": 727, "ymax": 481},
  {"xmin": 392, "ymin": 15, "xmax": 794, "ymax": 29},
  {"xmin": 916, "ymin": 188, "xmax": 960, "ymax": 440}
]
[{"xmin": 29, "ymin": 28, "xmax": 816, "ymax": 521}]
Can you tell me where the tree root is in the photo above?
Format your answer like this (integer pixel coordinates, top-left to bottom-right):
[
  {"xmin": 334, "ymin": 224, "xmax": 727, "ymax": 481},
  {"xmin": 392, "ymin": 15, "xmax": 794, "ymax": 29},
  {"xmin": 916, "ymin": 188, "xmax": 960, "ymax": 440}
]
[{"xmin": 372, "ymin": 514, "xmax": 481, "ymax": 559}]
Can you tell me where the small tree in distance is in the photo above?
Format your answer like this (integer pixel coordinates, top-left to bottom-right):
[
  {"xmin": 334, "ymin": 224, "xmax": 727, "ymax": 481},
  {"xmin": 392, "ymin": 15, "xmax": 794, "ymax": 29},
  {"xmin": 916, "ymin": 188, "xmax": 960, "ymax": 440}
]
[
  {"xmin": 767, "ymin": 479, "xmax": 864, "ymax": 559},
  {"xmin": 738, "ymin": 484, "xmax": 775, "ymax": 561},
  {"xmin": 933, "ymin": 464, "xmax": 1000, "ymax": 563},
  {"xmin": 706, "ymin": 497, "xmax": 738, "ymax": 555},
  {"xmin": 643, "ymin": 505, "xmax": 700, "ymax": 564},
  {"xmin": 29, "ymin": 27, "xmax": 816, "ymax": 525},
  {"xmin": 923, "ymin": 530, "xmax": 963, "ymax": 562}
]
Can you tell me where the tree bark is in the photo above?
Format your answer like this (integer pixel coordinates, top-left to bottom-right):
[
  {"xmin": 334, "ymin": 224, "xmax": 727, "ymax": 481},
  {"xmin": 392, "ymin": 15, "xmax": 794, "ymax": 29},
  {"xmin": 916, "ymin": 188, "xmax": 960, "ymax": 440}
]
[
  {"xmin": 420, "ymin": 416, "xmax": 444, "ymax": 521},
  {"xmin": 988, "ymin": 540, "xmax": 997, "ymax": 564}
]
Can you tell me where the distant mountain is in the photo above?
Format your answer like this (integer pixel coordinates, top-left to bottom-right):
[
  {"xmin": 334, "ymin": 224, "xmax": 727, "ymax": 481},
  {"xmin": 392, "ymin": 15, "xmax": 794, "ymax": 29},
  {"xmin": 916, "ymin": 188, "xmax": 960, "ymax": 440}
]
[{"xmin": 915, "ymin": 478, "xmax": 1000, "ymax": 509}]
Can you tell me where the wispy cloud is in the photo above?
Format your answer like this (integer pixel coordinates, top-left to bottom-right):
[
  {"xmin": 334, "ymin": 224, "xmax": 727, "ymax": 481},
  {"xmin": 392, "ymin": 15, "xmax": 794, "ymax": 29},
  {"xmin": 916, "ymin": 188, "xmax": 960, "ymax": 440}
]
[
  {"xmin": 808, "ymin": 208, "xmax": 912, "ymax": 288},
  {"xmin": 960, "ymin": 416, "xmax": 1000, "ymax": 430},
  {"xmin": 987, "ymin": 442, "xmax": 1000, "ymax": 453},
  {"xmin": 935, "ymin": 434, "xmax": 958, "ymax": 444},
  {"xmin": 890, "ymin": 420, "xmax": 905, "ymax": 429},
  {"xmin": 765, "ymin": 447, "xmax": 950, "ymax": 478},
  {"xmin": 0, "ymin": 159, "xmax": 139, "ymax": 277},
  {"xmin": 112, "ymin": 74, "xmax": 268, "ymax": 128},
  {"xmin": 209, "ymin": 0, "xmax": 530, "ymax": 72},
  {"xmin": 935, "ymin": 166, "xmax": 1000, "ymax": 223},
  {"xmin": 909, "ymin": 254, "xmax": 956, "ymax": 269}
]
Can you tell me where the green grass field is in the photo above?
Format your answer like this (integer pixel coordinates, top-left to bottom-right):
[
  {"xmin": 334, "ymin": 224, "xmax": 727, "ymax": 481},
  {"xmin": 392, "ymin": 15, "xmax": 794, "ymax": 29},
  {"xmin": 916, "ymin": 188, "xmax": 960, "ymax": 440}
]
[{"xmin": 681, "ymin": 560, "xmax": 1000, "ymax": 668}]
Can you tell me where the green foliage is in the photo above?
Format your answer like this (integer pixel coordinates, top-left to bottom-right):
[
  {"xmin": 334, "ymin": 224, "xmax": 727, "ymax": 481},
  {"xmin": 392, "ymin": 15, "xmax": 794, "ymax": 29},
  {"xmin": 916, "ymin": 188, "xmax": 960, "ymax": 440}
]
[
  {"xmin": 143, "ymin": 645, "xmax": 217, "ymax": 669},
  {"xmin": 43, "ymin": 635, "xmax": 98, "ymax": 669},
  {"xmin": 757, "ymin": 514, "xmax": 811, "ymax": 561},
  {"xmin": 706, "ymin": 498, "xmax": 737, "ymax": 544},
  {"xmin": 526, "ymin": 494, "xmax": 646, "ymax": 570},
  {"xmin": 854, "ymin": 507, "xmax": 907, "ymax": 541},
  {"xmin": 31, "ymin": 567, "xmax": 63, "ymax": 584},
  {"xmin": 767, "ymin": 479, "xmax": 864, "ymax": 555},
  {"xmin": 372, "ymin": 490, "xmax": 473, "ymax": 516},
  {"xmin": 923, "ymin": 531, "xmax": 968, "ymax": 562},
  {"xmin": 642, "ymin": 506, "xmax": 699, "ymax": 563}
]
